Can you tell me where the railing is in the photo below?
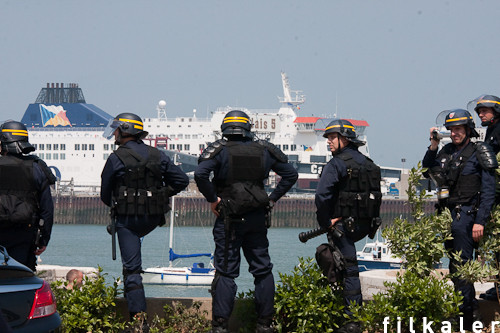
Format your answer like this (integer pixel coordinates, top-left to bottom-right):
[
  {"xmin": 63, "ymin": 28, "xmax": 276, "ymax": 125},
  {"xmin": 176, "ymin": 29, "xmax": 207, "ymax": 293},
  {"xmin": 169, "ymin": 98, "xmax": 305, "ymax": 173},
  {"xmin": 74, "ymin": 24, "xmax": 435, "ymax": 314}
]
[{"xmin": 53, "ymin": 196, "xmax": 437, "ymax": 228}]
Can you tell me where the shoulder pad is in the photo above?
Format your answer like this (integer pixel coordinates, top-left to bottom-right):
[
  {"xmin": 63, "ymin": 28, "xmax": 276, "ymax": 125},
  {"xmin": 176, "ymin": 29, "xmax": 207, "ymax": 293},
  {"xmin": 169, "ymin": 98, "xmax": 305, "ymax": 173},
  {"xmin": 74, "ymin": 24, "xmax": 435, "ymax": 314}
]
[
  {"xmin": 475, "ymin": 142, "xmax": 499, "ymax": 170},
  {"xmin": 257, "ymin": 140, "xmax": 288, "ymax": 163},
  {"xmin": 198, "ymin": 139, "xmax": 227, "ymax": 163}
]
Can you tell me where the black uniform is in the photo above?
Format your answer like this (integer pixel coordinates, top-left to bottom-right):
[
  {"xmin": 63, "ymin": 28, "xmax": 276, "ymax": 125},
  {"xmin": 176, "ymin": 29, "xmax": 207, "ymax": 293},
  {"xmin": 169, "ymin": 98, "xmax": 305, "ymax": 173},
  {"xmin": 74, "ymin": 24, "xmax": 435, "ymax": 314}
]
[
  {"xmin": 194, "ymin": 137, "xmax": 297, "ymax": 325},
  {"xmin": 0, "ymin": 154, "xmax": 55, "ymax": 271},
  {"xmin": 101, "ymin": 140, "xmax": 189, "ymax": 316},
  {"xmin": 315, "ymin": 145, "xmax": 381, "ymax": 314},
  {"xmin": 423, "ymin": 141, "xmax": 496, "ymax": 326}
]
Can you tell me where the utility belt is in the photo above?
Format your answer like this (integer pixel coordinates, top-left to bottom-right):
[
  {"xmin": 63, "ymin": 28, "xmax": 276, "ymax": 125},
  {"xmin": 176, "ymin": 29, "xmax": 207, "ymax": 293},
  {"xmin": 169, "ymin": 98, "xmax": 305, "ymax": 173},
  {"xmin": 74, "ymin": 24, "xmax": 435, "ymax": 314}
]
[
  {"xmin": 115, "ymin": 186, "xmax": 171, "ymax": 216},
  {"xmin": 337, "ymin": 216, "xmax": 382, "ymax": 239}
]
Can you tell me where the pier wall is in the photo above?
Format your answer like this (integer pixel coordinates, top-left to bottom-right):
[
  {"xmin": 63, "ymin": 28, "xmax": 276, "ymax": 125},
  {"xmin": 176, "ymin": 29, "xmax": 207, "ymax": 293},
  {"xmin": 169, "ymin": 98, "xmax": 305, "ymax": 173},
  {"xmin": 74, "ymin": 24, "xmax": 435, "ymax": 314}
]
[{"xmin": 53, "ymin": 196, "xmax": 436, "ymax": 228}]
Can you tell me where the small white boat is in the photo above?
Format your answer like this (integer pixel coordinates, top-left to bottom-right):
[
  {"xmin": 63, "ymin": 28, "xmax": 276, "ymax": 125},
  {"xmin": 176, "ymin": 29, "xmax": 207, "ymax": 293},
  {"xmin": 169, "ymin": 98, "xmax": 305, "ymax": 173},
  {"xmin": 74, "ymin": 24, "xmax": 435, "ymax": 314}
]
[
  {"xmin": 356, "ymin": 241, "xmax": 403, "ymax": 272},
  {"xmin": 142, "ymin": 155, "xmax": 215, "ymax": 286}
]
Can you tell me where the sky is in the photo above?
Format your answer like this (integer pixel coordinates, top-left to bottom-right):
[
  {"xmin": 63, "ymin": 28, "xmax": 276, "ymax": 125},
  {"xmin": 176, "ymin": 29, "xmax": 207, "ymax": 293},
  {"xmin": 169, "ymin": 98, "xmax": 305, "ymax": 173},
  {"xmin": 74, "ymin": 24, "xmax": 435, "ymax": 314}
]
[{"xmin": 1, "ymin": 0, "xmax": 500, "ymax": 168}]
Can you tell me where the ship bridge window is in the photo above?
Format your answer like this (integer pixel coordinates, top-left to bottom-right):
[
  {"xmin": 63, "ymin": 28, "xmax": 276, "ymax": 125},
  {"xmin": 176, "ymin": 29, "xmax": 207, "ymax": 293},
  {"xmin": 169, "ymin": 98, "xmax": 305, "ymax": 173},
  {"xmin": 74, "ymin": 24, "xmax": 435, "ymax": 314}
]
[
  {"xmin": 89, "ymin": 144, "xmax": 94, "ymax": 151},
  {"xmin": 46, "ymin": 153, "xmax": 51, "ymax": 160},
  {"xmin": 75, "ymin": 144, "xmax": 80, "ymax": 151},
  {"xmin": 33, "ymin": 144, "xmax": 37, "ymax": 150},
  {"xmin": 185, "ymin": 135, "xmax": 191, "ymax": 139},
  {"xmin": 178, "ymin": 134, "xmax": 183, "ymax": 139},
  {"xmin": 38, "ymin": 153, "xmax": 44, "ymax": 159},
  {"xmin": 287, "ymin": 155, "xmax": 299, "ymax": 161},
  {"xmin": 53, "ymin": 153, "xmax": 58, "ymax": 160},
  {"xmin": 176, "ymin": 144, "xmax": 182, "ymax": 151},
  {"xmin": 82, "ymin": 144, "xmax": 88, "ymax": 151},
  {"xmin": 276, "ymin": 144, "xmax": 281, "ymax": 149},
  {"xmin": 291, "ymin": 144, "xmax": 297, "ymax": 151},
  {"xmin": 184, "ymin": 144, "xmax": 190, "ymax": 151},
  {"xmin": 53, "ymin": 144, "xmax": 59, "ymax": 151},
  {"xmin": 39, "ymin": 144, "xmax": 45, "ymax": 150},
  {"xmin": 282, "ymin": 144, "xmax": 289, "ymax": 151},
  {"xmin": 61, "ymin": 144, "xmax": 66, "ymax": 151},
  {"xmin": 46, "ymin": 144, "xmax": 52, "ymax": 151},
  {"xmin": 103, "ymin": 153, "xmax": 109, "ymax": 160},
  {"xmin": 169, "ymin": 144, "xmax": 175, "ymax": 150},
  {"xmin": 60, "ymin": 153, "xmax": 66, "ymax": 160},
  {"xmin": 199, "ymin": 144, "xmax": 205, "ymax": 151},
  {"xmin": 193, "ymin": 134, "xmax": 198, "ymax": 139},
  {"xmin": 104, "ymin": 144, "xmax": 109, "ymax": 151},
  {"xmin": 311, "ymin": 155, "xmax": 326, "ymax": 163}
]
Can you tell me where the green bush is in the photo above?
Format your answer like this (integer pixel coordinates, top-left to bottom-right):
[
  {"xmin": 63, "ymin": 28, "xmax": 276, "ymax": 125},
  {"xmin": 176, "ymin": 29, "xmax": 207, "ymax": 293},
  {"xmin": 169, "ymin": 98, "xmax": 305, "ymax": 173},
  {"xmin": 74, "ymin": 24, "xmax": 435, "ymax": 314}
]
[
  {"xmin": 274, "ymin": 257, "xmax": 347, "ymax": 333},
  {"xmin": 51, "ymin": 267, "xmax": 126, "ymax": 333},
  {"xmin": 351, "ymin": 271, "xmax": 461, "ymax": 332},
  {"xmin": 145, "ymin": 301, "xmax": 210, "ymax": 333}
]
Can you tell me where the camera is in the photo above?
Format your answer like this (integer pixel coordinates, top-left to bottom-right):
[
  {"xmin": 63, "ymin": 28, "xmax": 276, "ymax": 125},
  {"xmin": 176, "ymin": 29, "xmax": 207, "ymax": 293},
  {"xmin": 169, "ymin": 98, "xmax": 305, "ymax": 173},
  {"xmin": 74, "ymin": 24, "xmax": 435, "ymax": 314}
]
[{"xmin": 431, "ymin": 130, "xmax": 443, "ymax": 140}]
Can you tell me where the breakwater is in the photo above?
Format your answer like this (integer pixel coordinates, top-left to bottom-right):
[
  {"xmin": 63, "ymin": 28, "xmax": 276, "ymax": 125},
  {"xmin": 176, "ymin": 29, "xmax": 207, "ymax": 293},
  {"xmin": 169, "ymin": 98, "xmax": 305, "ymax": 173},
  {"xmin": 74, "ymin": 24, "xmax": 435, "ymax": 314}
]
[{"xmin": 53, "ymin": 195, "xmax": 436, "ymax": 228}]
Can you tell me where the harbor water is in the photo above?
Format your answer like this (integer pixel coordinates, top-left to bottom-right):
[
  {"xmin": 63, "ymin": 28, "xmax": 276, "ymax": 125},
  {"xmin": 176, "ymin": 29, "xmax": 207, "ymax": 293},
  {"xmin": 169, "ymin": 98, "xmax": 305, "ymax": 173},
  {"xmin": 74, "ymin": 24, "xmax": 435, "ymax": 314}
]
[{"xmin": 40, "ymin": 224, "xmax": 367, "ymax": 298}]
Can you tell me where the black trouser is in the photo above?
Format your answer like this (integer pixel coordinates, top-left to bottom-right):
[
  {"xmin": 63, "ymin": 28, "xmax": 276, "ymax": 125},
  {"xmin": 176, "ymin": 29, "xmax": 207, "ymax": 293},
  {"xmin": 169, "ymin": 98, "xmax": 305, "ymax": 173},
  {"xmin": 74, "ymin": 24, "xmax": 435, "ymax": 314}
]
[
  {"xmin": 331, "ymin": 221, "xmax": 370, "ymax": 315},
  {"xmin": 211, "ymin": 209, "xmax": 274, "ymax": 321},
  {"xmin": 0, "ymin": 225, "xmax": 37, "ymax": 271}
]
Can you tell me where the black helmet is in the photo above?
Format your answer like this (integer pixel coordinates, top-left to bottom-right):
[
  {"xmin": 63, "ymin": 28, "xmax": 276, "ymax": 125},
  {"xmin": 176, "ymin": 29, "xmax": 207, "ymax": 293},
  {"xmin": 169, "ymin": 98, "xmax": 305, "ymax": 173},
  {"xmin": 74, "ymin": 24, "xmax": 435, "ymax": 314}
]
[
  {"xmin": 323, "ymin": 119, "xmax": 365, "ymax": 146},
  {"xmin": 221, "ymin": 110, "xmax": 253, "ymax": 139},
  {"xmin": 443, "ymin": 109, "xmax": 479, "ymax": 137},
  {"xmin": 103, "ymin": 113, "xmax": 148, "ymax": 140},
  {"xmin": 471, "ymin": 94, "xmax": 500, "ymax": 115},
  {"xmin": 0, "ymin": 120, "xmax": 35, "ymax": 154}
]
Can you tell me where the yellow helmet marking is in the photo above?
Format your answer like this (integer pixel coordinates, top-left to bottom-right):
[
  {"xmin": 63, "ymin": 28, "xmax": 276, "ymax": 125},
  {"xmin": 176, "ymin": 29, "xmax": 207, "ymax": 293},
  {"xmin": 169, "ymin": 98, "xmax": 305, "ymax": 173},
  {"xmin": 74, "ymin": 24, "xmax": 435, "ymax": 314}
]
[
  {"xmin": 2, "ymin": 129, "xmax": 29, "ymax": 136},
  {"xmin": 478, "ymin": 99, "xmax": 500, "ymax": 105},
  {"xmin": 325, "ymin": 124, "xmax": 355, "ymax": 131},
  {"xmin": 118, "ymin": 118, "xmax": 143, "ymax": 126},
  {"xmin": 445, "ymin": 116, "xmax": 470, "ymax": 123},
  {"xmin": 223, "ymin": 116, "xmax": 249, "ymax": 123}
]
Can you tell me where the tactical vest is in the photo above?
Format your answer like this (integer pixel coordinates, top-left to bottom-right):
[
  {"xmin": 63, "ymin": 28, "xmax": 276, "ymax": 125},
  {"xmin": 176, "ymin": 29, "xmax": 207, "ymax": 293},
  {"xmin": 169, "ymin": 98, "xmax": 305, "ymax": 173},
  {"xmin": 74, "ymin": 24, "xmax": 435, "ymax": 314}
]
[
  {"xmin": 436, "ymin": 143, "xmax": 481, "ymax": 205},
  {"xmin": 113, "ymin": 146, "xmax": 171, "ymax": 216},
  {"xmin": 333, "ymin": 151, "xmax": 382, "ymax": 219},
  {"xmin": 0, "ymin": 155, "xmax": 39, "ymax": 227},
  {"xmin": 215, "ymin": 141, "xmax": 269, "ymax": 217}
]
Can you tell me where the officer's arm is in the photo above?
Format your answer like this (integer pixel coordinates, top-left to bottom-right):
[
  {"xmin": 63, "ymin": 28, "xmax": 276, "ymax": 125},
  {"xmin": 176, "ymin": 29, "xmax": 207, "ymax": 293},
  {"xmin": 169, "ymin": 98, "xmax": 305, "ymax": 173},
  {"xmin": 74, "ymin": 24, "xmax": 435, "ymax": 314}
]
[
  {"xmin": 315, "ymin": 161, "xmax": 341, "ymax": 229},
  {"xmin": 162, "ymin": 155, "xmax": 189, "ymax": 195},
  {"xmin": 33, "ymin": 163, "xmax": 54, "ymax": 247},
  {"xmin": 422, "ymin": 147, "xmax": 439, "ymax": 169},
  {"xmin": 476, "ymin": 167, "xmax": 496, "ymax": 227},
  {"xmin": 100, "ymin": 155, "xmax": 118, "ymax": 206},
  {"xmin": 269, "ymin": 161, "xmax": 298, "ymax": 202},
  {"xmin": 194, "ymin": 159, "xmax": 219, "ymax": 203}
]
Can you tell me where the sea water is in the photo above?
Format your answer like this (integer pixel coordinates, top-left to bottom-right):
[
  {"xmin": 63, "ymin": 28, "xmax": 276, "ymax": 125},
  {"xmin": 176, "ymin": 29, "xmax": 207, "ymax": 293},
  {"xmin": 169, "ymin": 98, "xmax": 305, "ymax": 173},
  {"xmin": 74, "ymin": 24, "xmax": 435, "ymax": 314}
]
[{"xmin": 40, "ymin": 224, "xmax": 360, "ymax": 298}]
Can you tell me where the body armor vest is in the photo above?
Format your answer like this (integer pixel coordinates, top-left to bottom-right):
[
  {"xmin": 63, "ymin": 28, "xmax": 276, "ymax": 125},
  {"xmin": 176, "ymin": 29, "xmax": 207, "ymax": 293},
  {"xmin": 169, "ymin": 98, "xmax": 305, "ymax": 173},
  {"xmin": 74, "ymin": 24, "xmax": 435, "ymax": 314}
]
[
  {"xmin": 113, "ymin": 146, "xmax": 171, "ymax": 216},
  {"xmin": 333, "ymin": 151, "xmax": 382, "ymax": 219},
  {"xmin": 436, "ymin": 143, "xmax": 481, "ymax": 205},
  {"xmin": 215, "ymin": 141, "xmax": 269, "ymax": 217},
  {"xmin": 0, "ymin": 155, "xmax": 39, "ymax": 227}
]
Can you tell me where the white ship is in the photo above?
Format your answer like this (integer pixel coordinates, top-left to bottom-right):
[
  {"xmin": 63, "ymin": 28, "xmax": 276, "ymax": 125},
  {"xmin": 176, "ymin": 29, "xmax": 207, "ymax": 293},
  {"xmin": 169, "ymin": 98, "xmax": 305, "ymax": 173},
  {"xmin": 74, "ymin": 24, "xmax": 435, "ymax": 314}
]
[{"xmin": 21, "ymin": 74, "xmax": 374, "ymax": 192}]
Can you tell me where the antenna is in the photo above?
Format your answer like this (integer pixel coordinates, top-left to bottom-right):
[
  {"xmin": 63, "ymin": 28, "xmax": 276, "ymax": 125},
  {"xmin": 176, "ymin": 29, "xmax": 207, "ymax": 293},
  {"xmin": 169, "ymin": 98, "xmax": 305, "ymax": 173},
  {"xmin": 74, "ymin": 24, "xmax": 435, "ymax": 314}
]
[
  {"xmin": 278, "ymin": 72, "xmax": 305, "ymax": 108},
  {"xmin": 157, "ymin": 100, "xmax": 167, "ymax": 121}
]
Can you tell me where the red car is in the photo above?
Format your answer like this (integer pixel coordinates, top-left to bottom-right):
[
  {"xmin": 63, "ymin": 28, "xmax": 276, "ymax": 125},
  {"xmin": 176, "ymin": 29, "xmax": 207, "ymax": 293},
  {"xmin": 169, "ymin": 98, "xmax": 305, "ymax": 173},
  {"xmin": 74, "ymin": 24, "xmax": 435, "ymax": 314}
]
[{"xmin": 0, "ymin": 245, "xmax": 61, "ymax": 332}]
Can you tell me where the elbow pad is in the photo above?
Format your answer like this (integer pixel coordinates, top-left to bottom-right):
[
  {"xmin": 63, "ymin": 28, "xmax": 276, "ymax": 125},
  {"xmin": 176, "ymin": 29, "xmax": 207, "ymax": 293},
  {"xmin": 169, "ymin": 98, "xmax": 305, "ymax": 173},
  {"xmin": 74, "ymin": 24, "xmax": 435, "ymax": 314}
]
[{"xmin": 475, "ymin": 142, "xmax": 499, "ymax": 170}]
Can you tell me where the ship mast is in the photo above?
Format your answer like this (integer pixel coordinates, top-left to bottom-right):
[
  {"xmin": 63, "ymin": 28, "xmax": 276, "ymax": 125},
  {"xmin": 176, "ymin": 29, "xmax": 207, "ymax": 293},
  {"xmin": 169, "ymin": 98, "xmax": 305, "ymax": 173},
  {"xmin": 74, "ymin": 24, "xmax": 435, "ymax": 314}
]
[
  {"xmin": 278, "ymin": 72, "xmax": 305, "ymax": 118},
  {"xmin": 157, "ymin": 100, "xmax": 167, "ymax": 121}
]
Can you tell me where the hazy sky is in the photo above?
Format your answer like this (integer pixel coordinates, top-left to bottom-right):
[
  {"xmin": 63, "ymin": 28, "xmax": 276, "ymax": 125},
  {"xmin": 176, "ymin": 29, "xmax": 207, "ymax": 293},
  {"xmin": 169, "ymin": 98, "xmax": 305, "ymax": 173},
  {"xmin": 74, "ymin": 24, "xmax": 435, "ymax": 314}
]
[{"xmin": 1, "ymin": 0, "xmax": 499, "ymax": 168}]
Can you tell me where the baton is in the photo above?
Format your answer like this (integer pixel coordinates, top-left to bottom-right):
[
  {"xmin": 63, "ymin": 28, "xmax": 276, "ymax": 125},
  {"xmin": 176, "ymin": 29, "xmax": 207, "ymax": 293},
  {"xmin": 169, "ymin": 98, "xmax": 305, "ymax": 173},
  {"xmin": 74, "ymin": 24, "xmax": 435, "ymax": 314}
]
[{"xmin": 298, "ymin": 227, "xmax": 329, "ymax": 243}]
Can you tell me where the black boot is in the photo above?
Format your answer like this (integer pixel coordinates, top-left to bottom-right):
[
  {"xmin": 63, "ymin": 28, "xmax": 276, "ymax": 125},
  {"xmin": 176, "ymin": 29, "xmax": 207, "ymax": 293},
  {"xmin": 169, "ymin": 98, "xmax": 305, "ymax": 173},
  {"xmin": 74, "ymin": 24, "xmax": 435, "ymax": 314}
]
[
  {"xmin": 255, "ymin": 322, "xmax": 274, "ymax": 333},
  {"xmin": 337, "ymin": 322, "xmax": 361, "ymax": 333},
  {"xmin": 209, "ymin": 316, "xmax": 229, "ymax": 333}
]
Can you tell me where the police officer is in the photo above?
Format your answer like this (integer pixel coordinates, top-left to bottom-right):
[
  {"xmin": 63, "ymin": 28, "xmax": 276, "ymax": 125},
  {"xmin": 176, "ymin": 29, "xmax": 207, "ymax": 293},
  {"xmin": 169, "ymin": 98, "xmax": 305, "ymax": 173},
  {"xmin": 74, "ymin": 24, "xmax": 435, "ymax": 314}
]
[
  {"xmin": 315, "ymin": 119, "xmax": 382, "ymax": 333},
  {"xmin": 470, "ymin": 95, "xmax": 500, "ymax": 300},
  {"xmin": 0, "ymin": 121, "xmax": 56, "ymax": 271},
  {"xmin": 194, "ymin": 110, "xmax": 298, "ymax": 333},
  {"xmin": 100, "ymin": 113, "xmax": 189, "ymax": 324},
  {"xmin": 423, "ymin": 109, "xmax": 496, "ymax": 330}
]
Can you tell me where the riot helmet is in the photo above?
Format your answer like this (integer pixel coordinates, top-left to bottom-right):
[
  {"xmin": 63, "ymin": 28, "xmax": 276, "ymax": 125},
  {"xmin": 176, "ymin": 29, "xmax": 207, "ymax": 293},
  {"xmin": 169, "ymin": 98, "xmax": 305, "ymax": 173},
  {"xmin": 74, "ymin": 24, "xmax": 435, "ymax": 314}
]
[
  {"xmin": 221, "ymin": 110, "xmax": 253, "ymax": 139},
  {"xmin": 103, "ymin": 113, "xmax": 148, "ymax": 141},
  {"xmin": 0, "ymin": 120, "xmax": 35, "ymax": 154},
  {"xmin": 468, "ymin": 94, "xmax": 500, "ymax": 126},
  {"xmin": 443, "ymin": 109, "xmax": 479, "ymax": 138},
  {"xmin": 322, "ymin": 119, "xmax": 365, "ymax": 146}
]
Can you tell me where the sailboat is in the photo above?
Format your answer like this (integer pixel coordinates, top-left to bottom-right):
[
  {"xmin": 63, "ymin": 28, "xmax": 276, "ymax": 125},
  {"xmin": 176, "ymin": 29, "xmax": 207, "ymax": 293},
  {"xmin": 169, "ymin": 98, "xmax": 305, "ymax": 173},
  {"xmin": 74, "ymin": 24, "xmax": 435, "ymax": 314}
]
[{"xmin": 142, "ymin": 155, "xmax": 216, "ymax": 286}]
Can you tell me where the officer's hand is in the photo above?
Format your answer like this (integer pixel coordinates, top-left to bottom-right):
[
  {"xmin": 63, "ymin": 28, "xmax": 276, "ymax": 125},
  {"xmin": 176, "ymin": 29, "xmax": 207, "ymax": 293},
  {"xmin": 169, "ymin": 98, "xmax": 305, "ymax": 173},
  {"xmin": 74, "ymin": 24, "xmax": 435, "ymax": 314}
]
[
  {"xmin": 329, "ymin": 217, "xmax": 342, "ymax": 229},
  {"xmin": 472, "ymin": 224, "xmax": 484, "ymax": 242},
  {"xmin": 429, "ymin": 127, "xmax": 440, "ymax": 150},
  {"xmin": 211, "ymin": 197, "xmax": 221, "ymax": 217},
  {"xmin": 34, "ymin": 246, "xmax": 46, "ymax": 255}
]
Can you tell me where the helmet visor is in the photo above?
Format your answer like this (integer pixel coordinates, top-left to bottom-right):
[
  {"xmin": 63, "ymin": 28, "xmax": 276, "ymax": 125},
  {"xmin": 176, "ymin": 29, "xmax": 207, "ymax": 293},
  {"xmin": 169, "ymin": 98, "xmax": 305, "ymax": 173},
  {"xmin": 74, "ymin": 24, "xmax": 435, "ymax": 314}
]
[{"xmin": 102, "ymin": 118, "xmax": 121, "ymax": 140}]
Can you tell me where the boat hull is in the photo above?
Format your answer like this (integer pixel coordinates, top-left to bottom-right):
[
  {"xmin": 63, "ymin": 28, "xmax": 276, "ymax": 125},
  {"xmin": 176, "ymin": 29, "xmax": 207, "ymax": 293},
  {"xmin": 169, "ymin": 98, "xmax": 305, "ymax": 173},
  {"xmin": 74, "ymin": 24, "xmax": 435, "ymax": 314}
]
[
  {"xmin": 142, "ymin": 267, "xmax": 215, "ymax": 286},
  {"xmin": 357, "ymin": 259, "xmax": 403, "ymax": 272}
]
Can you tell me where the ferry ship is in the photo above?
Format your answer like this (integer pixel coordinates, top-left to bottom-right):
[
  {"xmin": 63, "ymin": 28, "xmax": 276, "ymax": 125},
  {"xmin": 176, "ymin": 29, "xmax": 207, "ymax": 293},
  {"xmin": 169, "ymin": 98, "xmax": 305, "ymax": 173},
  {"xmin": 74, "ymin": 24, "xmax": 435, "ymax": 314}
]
[{"xmin": 20, "ymin": 73, "xmax": 378, "ymax": 193}]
